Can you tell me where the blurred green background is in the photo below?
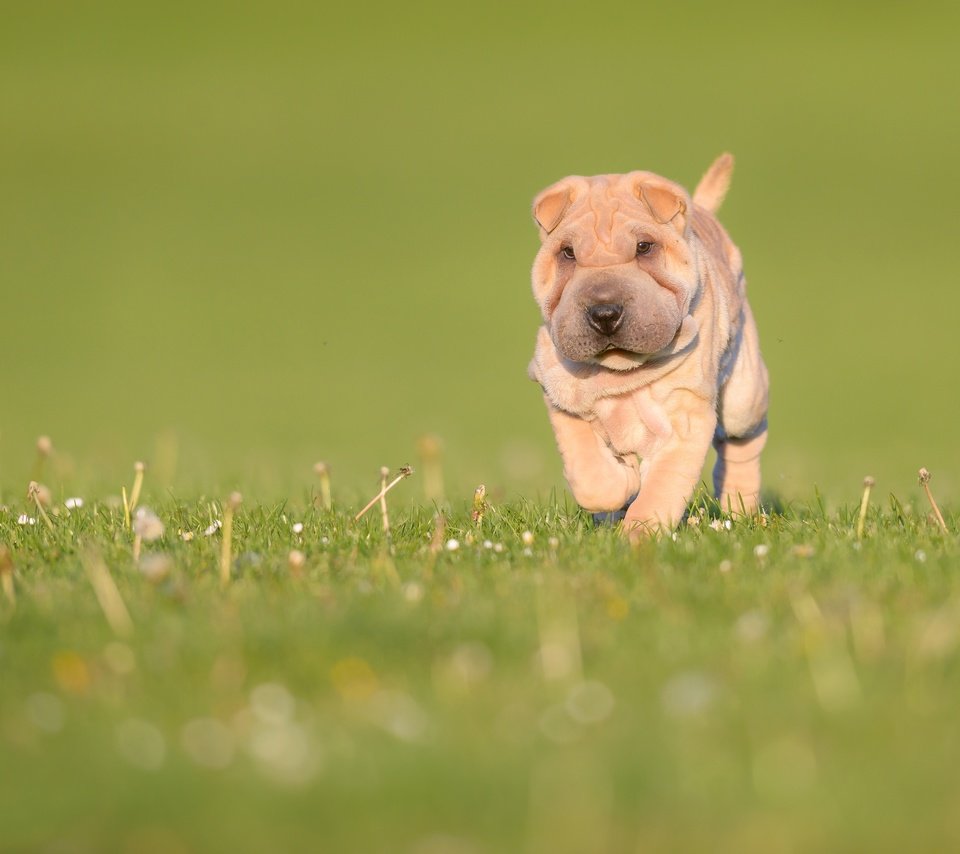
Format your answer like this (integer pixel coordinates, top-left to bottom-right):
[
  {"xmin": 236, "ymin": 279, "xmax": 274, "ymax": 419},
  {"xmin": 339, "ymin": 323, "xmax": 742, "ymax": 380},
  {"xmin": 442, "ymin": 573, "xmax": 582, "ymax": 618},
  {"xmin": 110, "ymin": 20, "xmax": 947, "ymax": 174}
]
[{"xmin": 2, "ymin": 0, "xmax": 959, "ymax": 501}]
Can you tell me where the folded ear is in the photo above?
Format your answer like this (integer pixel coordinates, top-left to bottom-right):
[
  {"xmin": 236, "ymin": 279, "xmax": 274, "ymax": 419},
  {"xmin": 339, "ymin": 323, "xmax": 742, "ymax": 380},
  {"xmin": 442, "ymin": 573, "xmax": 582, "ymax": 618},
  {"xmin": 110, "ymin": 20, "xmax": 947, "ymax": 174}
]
[
  {"xmin": 637, "ymin": 183, "xmax": 687, "ymax": 226},
  {"xmin": 533, "ymin": 183, "xmax": 573, "ymax": 233}
]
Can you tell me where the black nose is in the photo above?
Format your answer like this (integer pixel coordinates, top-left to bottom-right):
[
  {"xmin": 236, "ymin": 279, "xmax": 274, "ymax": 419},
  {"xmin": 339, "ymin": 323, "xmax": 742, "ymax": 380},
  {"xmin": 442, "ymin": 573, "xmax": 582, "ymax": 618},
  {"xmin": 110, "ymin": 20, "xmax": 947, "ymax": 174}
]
[{"xmin": 586, "ymin": 303, "xmax": 624, "ymax": 336}]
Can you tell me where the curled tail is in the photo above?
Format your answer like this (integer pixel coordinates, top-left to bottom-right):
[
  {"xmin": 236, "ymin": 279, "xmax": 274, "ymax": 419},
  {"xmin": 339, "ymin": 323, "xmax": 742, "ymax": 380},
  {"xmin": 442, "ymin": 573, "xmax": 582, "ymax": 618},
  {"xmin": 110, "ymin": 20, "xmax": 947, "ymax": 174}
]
[{"xmin": 693, "ymin": 153, "xmax": 734, "ymax": 213}]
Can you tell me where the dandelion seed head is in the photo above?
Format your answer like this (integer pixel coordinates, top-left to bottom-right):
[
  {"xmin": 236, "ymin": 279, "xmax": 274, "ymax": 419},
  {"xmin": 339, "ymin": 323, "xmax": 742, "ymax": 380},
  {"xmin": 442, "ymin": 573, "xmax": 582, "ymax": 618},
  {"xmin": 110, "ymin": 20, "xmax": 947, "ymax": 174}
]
[{"xmin": 133, "ymin": 507, "xmax": 165, "ymax": 541}]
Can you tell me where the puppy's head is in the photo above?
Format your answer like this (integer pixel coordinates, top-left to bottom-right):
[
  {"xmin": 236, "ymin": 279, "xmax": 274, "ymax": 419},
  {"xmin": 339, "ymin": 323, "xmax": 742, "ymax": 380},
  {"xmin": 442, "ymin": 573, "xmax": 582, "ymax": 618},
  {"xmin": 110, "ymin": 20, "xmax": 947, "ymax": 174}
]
[{"xmin": 531, "ymin": 171, "xmax": 699, "ymax": 370}]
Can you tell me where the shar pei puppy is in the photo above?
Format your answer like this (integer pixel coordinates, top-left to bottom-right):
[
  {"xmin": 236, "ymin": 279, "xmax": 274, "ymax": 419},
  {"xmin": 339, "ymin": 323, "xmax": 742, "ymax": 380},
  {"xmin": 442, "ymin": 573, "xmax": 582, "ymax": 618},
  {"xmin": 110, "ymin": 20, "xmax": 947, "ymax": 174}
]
[{"xmin": 528, "ymin": 154, "xmax": 768, "ymax": 537}]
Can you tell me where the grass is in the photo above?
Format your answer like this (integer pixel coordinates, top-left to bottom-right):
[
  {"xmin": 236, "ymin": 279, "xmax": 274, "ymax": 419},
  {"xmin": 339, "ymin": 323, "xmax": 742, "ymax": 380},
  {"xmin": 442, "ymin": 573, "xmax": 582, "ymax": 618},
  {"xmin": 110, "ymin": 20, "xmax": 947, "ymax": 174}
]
[
  {"xmin": 3, "ymin": 3, "xmax": 960, "ymax": 850},
  {"xmin": 2, "ymin": 482, "xmax": 958, "ymax": 853}
]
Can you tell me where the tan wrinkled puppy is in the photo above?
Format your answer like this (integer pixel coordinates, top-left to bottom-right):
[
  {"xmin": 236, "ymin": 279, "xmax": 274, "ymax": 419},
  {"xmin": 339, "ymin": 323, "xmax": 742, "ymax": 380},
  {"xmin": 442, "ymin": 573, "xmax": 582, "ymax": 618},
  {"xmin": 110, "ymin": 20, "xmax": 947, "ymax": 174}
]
[{"xmin": 528, "ymin": 154, "xmax": 768, "ymax": 538}]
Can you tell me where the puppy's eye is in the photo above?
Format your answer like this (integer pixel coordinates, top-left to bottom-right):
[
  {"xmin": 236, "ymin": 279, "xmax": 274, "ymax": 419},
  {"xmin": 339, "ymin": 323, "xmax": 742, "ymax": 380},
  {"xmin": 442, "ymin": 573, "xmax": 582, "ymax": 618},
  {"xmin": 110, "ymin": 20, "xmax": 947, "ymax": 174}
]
[
  {"xmin": 560, "ymin": 245, "xmax": 576, "ymax": 261},
  {"xmin": 636, "ymin": 241, "xmax": 654, "ymax": 256}
]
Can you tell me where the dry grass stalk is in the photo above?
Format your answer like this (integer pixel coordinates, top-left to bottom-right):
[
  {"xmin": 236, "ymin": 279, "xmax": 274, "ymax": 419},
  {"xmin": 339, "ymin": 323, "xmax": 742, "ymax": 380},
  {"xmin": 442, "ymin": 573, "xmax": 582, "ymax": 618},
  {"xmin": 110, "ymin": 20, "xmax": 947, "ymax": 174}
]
[
  {"xmin": 429, "ymin": 512, "xmax": 446, "ymax": 555},
  {"xmin": 82, "ymin": 549, "xmax": 133, "ymax": 637},
  {"xmin": 128, "ymin": 462, "xmax": 145, "ymax": 514},
  {"xmin": 123, "ymin": 461, "xmax": 146, "ymax": 529},
  {"xmin": 354, "ymin": 466, "xmax": 413, "ymax": 522},
  {"xmin": 314, "ymin": 462, "xmax": 332, "ymax": 510},
  {"xmin": 27, "ymin": 481, "xmax": 54, "ymax": 531},
  {"xmin": 416, "ymin": 434, "xmax": 445, "ymax": 504},
  {"xmin": 918, "ymin": 468, "xmax": 948, "ymax": 533},
  {"xmin": 32, "ymin": 435, "xmax": 52, "ymax": 483},
  {"xmin": 471, "ymin": 484, "xmax": 487, "ymax": 526},
  {"xmin": 378, "ymin": 466, "xmax": 391, "ymax": 539},
  {"xmin": 132, "ymin": 507, "xmax": 164, "ymax": 563},
  {"xmin": 856, "ymin": 476, "xmax": 875, "ymax": 540},
  {"xmin": 0, "ymin": 546, "xmax": 15, "ymax": 608},
  {"xmin": 220, "ymin": 492, "xmax": 242, "ymax": 588}
]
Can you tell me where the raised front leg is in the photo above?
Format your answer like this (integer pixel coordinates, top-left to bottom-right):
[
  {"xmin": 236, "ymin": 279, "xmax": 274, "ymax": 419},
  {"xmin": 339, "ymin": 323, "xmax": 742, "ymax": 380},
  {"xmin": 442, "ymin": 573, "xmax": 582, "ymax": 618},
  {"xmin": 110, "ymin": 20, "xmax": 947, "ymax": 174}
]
[
  {"xmin": 545, "ymin": 397, "xmax": 640, "ymax": 513},
  {"xmin": 713, "ymin": 427, "xmax": 767, "ymax": 514},
  {"xmin": 623, "ymin": 392, "xmax": 716, "ymax": 538}
]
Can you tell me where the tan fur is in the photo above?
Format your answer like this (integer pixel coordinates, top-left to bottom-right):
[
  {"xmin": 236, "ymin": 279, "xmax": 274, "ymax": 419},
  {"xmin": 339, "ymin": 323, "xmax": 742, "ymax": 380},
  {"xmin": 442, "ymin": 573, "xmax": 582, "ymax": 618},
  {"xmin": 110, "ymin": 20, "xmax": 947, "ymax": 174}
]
[
  {"xmin": 693, "ymin": 152, "xmax": 734, "ymax": 213},
  {"xmin": 528, "ymin": 155, "xmax": 768, "ymax": 538}
]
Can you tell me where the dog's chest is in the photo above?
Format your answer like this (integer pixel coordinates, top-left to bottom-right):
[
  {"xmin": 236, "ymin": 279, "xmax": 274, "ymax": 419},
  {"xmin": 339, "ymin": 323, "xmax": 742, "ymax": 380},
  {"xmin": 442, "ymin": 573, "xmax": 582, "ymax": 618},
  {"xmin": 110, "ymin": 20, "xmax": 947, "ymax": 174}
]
[{"xmin": 592, "ymin": 387, "xmax": 673, "ymax": 458}]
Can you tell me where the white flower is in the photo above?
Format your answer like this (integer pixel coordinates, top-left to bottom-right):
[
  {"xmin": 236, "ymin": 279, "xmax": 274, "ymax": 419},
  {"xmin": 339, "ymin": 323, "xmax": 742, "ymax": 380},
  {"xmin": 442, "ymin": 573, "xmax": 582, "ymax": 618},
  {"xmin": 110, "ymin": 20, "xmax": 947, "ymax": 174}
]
[
  {"xmin": 17, "ymin": 514, "xmax": 36, "ymax": 526},
  {"xmin": 482, "ymin": 540, "xmax": 493, "ymax": 549},
  {"xmin": 521, "ymin": 530, "xmax": 534, "ymax": 546},
  {"xmin": 719, "ymin": 560, "xmax": 733, "ymax": 573},
  {"xmin": 753, "ymin": 544, "xmax": 770, "ymax": 558},
  {"xmin": 709, "ymin": 519, "xmax": 724, "ymax": 532},
  {"xmin": 548, "ymin": 537, "xmax": 559, "ymax": 549},
  {"xmin": 724, "ymin": 519, "xmax": 733, "ymax": 530},
  {"xmin": 64, "ymin": 497, "xmax": 84, "ymax": 510},
  {"xmin": 493, "ymin": 543, "xmax": 504, "ymax": 553},
  {"xmin": 445, "ymin": 538, "xmax": 460, "ymax": 552},
  {"xmin": 180, "ymin": 530, "xmax": 194, "ymax": 542},
  {"xmin": 204, "ymin": 520, "xmax": 223, "ymax": 537},
  {"xmin": 915, "ymin": 549, "xmax": 927, "ymax": 563},
  {"xmin": 292, "ymin": 522, "xmax": 304, "ymax": 535}
]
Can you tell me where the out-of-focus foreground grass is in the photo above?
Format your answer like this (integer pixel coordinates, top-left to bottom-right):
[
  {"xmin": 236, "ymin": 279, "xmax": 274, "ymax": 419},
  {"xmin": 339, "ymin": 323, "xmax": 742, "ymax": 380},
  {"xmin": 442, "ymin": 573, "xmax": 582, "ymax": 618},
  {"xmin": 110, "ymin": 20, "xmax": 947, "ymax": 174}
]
[
  {"xmin": 2, "ymin": 494, "xmax": 960, "ymax": 853},
  {"xmin": 2, "ymin": 1, "xmax": 960, "ymax": 500}
]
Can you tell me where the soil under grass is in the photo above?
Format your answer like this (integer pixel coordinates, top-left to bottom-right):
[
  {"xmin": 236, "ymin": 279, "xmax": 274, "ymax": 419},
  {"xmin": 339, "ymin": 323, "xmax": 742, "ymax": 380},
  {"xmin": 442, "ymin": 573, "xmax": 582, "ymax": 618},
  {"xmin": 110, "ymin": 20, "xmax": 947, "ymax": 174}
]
[{"xmin": 1, "ymin": 492, "xmax": 958, "ymax": 853}]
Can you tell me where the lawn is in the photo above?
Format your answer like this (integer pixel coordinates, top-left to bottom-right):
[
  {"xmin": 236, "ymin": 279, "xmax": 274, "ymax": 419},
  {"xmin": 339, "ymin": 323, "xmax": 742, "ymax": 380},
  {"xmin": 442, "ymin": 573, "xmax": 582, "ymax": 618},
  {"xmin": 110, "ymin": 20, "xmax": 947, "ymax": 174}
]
[
  {"xmin": 2, "ymin": 476, "xmax": 958, "ymax": 852},
  {"xmin": 3, "ymin": 2, "xmax": 960, "ymax": 851}
]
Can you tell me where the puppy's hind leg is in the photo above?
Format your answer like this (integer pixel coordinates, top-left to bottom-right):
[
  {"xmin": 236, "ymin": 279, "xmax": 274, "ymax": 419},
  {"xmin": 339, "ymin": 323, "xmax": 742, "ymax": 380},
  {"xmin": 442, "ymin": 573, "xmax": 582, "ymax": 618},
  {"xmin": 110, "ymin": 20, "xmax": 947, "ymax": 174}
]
[
  {"xmin": 715, "ymin": 303, "xmax": 769, "ymax": 515},
  {"xmin": 713, "ymin": 426, "xmax": 766, "ymax": 514}
]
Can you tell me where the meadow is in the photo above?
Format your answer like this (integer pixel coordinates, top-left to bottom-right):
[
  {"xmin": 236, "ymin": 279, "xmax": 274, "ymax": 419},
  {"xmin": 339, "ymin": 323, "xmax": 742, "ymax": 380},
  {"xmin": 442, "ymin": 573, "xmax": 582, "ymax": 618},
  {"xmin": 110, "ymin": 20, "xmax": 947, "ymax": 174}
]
[
  {"xmin": 1, "ymin": 475, "xmax": 958, "ymax": 852},
  {"xmin": 3, "ymin": 1, "xmax": 960, "ymax": 851}
]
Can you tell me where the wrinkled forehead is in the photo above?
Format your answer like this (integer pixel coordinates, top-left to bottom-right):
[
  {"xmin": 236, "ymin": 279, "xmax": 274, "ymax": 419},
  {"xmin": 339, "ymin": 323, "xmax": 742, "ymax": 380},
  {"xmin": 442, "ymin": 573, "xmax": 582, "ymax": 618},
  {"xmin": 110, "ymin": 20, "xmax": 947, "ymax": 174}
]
[{"xmin": 557, "ymin": 176, "xmax": 661, "ymax": 264}]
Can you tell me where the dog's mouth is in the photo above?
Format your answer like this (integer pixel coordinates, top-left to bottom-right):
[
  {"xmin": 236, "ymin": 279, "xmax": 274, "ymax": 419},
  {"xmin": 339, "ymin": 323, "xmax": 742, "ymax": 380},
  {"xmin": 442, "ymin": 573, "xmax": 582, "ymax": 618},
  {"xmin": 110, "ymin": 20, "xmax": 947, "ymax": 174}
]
[
  {"xmin": 599, "ymin": 344, "xmax": 638, "ymax": 358},
  {"xmin": 595, "ymin": 344, "xmax": 651, "ymax": 368},
  {"xmin": 591, "ymin": 319, "xmax": 687, "ymax": 367}
]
